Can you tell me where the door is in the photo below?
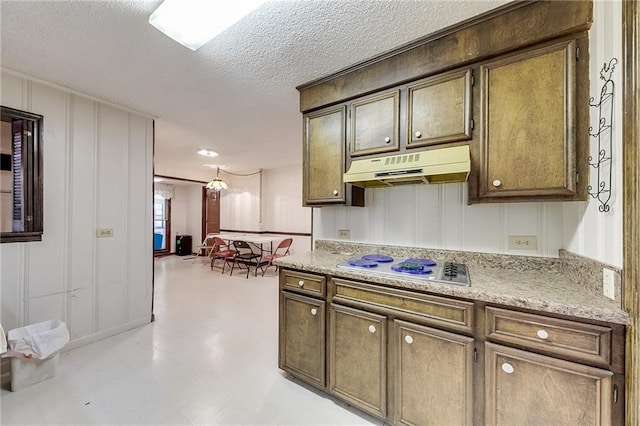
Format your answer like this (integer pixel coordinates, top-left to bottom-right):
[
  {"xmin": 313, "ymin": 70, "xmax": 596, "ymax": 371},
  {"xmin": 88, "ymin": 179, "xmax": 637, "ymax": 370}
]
[
  {"xmin": 394, "ymin": 319, "xmax": 475, "ymax": 426},
  {"xmin": 329, "ymin": 303, "xmax": 387, "ymax": 419},
  {"xmin": 279, "ymin": 291, "xmax": 326, "ymax": 388},
  {"xmin": 153, "ymin": 194, "xmax": 170, "ymax": 255},
  {"xmin": 303, "ymin": 105, "xmax": 347, "ymax": 205},
  {"xmin": 485, "ymin": 342, "xmax": 614, "ymax": 425},
  {"xmin": 479, "ymin": 39, "xmax": 578, "ymax": 198},
  {"xmin": 407, "ymin": 68, "xmax": 473, "ymax": 148},
  {"xmin": 350, "ymin": 90, "xmax": 400, "ymax": 156},
  {"xmin": 202, "ymin": 187, "xmax": 220, "ymax": 238}
]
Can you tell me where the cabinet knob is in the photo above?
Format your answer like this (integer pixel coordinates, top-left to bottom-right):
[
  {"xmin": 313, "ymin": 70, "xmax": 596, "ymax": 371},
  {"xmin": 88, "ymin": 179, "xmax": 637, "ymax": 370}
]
[
  {"xmin": 404, "ymin": 335, "xmax": 413, "ymax": 344},
  {"xmin": 384, "ymin": 137, "xmax": 391, "ymax": 143},
  {"xmin": 298, "ymin": 280, "xmax": 304, "ymax": 287},
  {"xmin": 501, "ymin": 363, "xmax": 515, "ymax": 374},
  {"xmin": 415, "ymin": 131, "xmax": 422, "ymax": 138},
  {"xmin": 310, "ymin": 308, "xmax": 317, "ymax": 316},
  {"xmin": 536, "ymin": 329, "xmax": 549, "ymax": 340},
  {"xmin": 492, "ymin": 179, "xmax": 502, "ymax": 188},
  {"xmin": 368, "ymin": 325, "xmax": 376, "ymax": 334},
  {"xmin": 332, "ymin": 189, "xmax": 339, "ymax": 196}
]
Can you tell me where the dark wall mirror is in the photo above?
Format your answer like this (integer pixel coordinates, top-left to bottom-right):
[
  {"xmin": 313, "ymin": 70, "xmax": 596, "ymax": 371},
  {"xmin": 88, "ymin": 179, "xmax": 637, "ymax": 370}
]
[{"xmin": 1, "ymin": 106, "xmax": 43, "ymax": 243}]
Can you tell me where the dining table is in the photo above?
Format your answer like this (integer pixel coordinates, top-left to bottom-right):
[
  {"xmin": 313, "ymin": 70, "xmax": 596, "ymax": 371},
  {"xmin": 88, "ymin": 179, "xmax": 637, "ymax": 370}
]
[
  {"xmin": 217, "ymin": 233, "xmax": 281, "ymax": 254},
  {"xmin": 215, "ymin": 233, "xmax": 283, "ymax": 276}
]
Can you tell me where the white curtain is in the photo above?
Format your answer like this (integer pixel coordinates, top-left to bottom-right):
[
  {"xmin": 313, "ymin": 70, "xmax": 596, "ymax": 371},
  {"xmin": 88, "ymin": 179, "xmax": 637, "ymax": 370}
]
[{"xmin": 154, "ymin": 183, "xmax": 175, "ymax": 199}]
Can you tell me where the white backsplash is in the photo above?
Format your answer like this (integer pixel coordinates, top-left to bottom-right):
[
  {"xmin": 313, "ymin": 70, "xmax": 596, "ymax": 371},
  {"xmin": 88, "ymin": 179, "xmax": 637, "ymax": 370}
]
[{"xmin": 313, "ymin": 183, "xmax": 567, "ymax": 258}]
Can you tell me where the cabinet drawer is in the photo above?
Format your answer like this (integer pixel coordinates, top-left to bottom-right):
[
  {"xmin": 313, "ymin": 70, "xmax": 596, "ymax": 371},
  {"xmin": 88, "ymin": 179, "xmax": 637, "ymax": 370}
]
[
  {"xmin": 332, "ymin": 278, "xmax": 473, "ymax": 334},
  {"xmin": 282, "ymin": 270, "xmax": 326, "ymax": 297},
  {"xmin": 486, "ymin": 306, "xmax": 612, "ymax": 366}
]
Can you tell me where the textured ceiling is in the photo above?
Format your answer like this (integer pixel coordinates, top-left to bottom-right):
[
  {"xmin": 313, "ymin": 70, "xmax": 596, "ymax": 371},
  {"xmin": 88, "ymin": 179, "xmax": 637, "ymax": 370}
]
[{"xmin": 1, "ymin": 0, "xmax": 510, "ymax": 182}]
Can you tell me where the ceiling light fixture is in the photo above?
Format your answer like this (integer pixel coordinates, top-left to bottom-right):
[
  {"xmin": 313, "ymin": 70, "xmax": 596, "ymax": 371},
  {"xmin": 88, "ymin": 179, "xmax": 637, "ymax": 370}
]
[
  {"xmin": 197, "ymin": 149, "xmax": 219, "ymax": 158},
  {"xmin": 148, "ymin": 0, "xmax": 265, "ymax": 51},
  {"xmin": 206, "ymin": 167, "xmax": 229, "ymax": 191}
]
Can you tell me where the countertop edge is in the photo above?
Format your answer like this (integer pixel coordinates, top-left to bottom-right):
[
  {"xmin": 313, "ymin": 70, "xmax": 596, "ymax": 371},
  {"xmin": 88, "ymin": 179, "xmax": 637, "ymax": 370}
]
[{"xmin": 274, "ymin": 252, "xmax": 630, "ymax": 326}]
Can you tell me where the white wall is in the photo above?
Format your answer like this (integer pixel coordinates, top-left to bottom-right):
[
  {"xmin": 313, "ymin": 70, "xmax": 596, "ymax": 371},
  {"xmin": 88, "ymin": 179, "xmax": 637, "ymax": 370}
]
[
  {"xmin": 562, "ymin": 0, "xmax": 623, "ymax": 268},
  {"xmin": 220, "ymin": 165, "xmax": 312, "ymax": 235},
  {"xmin": 220, "ymin": 173, "xmax": 262, "ymax": 232},
  {"xmin": 263, "ymin": 165, "xmax": 311, "ymax": 234},
  {"xmin": 1, "ymin": 121, "xmax": 11, "ymax": 231},
  {"xmin": 168, "ymin": 184, "xmax": 203, "ymax": 252},
  {"xmin": 0, "ymin": 70, "xmax": 154, "ymax": 345},
  {"xmin": 313, "ymin": 185, "xmax": 564, "ymax": 257},
  {"xmin": 312, "ymin": 1, "xmax": 624, "ymax": 267}
]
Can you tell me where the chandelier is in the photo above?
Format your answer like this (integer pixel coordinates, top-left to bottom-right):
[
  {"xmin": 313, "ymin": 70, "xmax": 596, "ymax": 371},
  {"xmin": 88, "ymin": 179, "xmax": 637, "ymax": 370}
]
[{"xmin": 206, "ymin": 167, "xmax": 229, "ymax": 191}]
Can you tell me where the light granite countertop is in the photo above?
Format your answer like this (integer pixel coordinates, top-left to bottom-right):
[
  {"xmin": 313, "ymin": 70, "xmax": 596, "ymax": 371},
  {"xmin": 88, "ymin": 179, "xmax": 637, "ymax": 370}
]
[{"xmin": 273, "ymin": 247, "xmax": 629, "ymax": 325}]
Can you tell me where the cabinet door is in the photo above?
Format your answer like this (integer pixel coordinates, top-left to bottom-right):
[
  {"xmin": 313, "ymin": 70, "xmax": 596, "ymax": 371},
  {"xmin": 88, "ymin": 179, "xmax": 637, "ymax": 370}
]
[
  {"xmin": 304, "ymin": 106, "xmax": 346, "ymax": 205},
  {"xmin": 329, "ymin": 304, "xmax": 387, "ymax": 419},
  {"xmin": 350, "ymin": 90, "xmax": 400, "ymax": 156},
  {"xmin": 407, "ymin": 69, "xmax": 472, "ymax": 148},
  {"xmin": 485, "ymin": 343, "xmax": 614, "ymax": 425},
  {"xmin": 279, "ymin": 291, "xmax": 326, "ymax": 388},
  {"xmin": 393, "ymin": 320, "xmax": 474, "ymax": 426},
  {"xmin": 479, "ymin": 39, "xmax": 577, "ymax": 198}
]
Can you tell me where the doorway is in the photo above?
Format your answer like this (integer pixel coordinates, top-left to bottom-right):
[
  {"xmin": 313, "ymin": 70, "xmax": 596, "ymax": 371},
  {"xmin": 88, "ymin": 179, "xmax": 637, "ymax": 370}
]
[
  {"xmin": 201, "ymin": 188, "xmax": 220, "ymax": 252},
  {"xmin": 154, "ymin": 194, "xmax": 171, "ymax": 256}
]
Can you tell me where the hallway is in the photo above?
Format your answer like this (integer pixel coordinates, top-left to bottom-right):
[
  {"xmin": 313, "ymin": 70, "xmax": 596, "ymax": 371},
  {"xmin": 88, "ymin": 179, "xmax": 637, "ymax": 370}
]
[{"xmin": 1, "ymin": 255, "xmax": 378, "ymax": 425}]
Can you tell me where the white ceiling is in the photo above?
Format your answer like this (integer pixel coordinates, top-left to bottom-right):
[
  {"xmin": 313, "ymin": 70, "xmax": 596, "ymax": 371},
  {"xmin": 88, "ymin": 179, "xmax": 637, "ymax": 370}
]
[{"xmin": 1, "ymin": 0, "xmax": 510, "ymax": 182}]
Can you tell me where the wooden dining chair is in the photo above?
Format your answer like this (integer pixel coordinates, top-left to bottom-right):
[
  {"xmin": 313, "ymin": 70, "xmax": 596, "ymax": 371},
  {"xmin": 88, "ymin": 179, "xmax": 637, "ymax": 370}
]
[
  {"xmin": 210, "ymin": 237, "xmax": 236, "ymax": 273},
  {"xmin": 261, "ymin": 238, "xmax": 293, "ymax": 276}
]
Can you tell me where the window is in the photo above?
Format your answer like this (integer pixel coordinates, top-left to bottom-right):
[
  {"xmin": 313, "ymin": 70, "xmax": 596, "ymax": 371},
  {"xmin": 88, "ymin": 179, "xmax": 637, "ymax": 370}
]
[
  {"xmin": 1, "ymin": 106, "xmax": 43, "ymax": 243},
  {"xmin": 153, "ymin": 194, "xmax": 171, "ymax": 254}
]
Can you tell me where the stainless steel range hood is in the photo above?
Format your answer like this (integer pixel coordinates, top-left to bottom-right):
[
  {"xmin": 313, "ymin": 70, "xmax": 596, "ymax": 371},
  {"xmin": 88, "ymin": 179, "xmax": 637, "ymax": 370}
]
[{"xmin": 344, "ymin": 145, "xmax": 470, "ymax": 188}]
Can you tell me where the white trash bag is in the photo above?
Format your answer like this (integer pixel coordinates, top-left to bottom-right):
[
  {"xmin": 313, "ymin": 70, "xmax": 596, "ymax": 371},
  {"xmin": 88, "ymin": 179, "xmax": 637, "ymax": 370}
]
[
  {"xmin": 7, "ymin": 319, "xmax": 70, "ymax": 360},
  {"xmin": 0, "ymin": 323, "xmax": 7, "ymax": 354}
]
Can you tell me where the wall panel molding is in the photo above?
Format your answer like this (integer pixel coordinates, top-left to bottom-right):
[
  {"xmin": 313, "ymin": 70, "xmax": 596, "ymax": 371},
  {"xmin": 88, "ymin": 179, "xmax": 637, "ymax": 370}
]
[
  {"xmin": 1, "ymin": 70, "xmax": 152, "ymax": 343},
  {"xmin": 63, "ymin": 93, "xmax": 72, "ymax": 326},
  {"xmin": 622, "ymin": 0, "xmax": 640, "ymax": 422}
]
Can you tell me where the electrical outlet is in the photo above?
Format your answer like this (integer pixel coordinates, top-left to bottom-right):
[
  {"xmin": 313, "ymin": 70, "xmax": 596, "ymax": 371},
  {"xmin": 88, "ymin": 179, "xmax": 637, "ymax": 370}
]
[
  {"xmin": 96, "ymin": 228, "xmax": 114, "ymax": 238},
  {"xmin": 508, "ymin": 235, "xmax": 537, "ymax": 250},
  {"xmin": 337, "ymin": 229, "xmax": 350, "ymax": 240},
  {"xmin": 603, "ymin": 268, "xmax": 615, "ymax": 300}
]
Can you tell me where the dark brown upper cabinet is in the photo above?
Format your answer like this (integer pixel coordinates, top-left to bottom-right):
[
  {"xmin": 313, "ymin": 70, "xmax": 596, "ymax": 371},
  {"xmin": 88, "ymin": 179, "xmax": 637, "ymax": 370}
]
[
  {"xmin": 297, "ymin": 0, "xmax": 592, "ymax": 206},
  {"xmin": 349, "ymin": 90, "xmax": 400, "ymax": 157},
  {"xmin": 407, "ymin": 68, "xmax": 473, "ymax": 149},
  {"xmin": 303, "ymin": 105, "xmax": 364, "ymax": 207},
  {"xmin": 475, "ymin": 37, "xmax": 586, "ymax": 201}
]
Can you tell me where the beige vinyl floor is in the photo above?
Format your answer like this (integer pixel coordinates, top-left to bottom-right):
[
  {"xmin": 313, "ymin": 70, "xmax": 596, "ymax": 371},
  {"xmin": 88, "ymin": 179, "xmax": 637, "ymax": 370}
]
[{"xmin": 0, "ymin": 255, "xmax": 380, "ymax": 425}]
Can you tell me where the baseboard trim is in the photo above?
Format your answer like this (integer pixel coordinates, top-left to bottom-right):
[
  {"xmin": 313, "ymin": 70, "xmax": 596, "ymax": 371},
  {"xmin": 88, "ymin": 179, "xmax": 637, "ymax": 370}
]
[
  {"xmin": 63, "ymin": 317, "xmax": 151, "ymax": 353},
  {"xmin": 220, "ymin": 229, "xmax": 311, "ymax": 237}
]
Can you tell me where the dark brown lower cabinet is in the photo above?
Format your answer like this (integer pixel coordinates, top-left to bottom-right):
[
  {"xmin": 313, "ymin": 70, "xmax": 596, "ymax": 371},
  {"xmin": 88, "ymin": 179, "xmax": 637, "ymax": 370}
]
[
  {"xmin": 394, "ymin": 320, "xmax": 475, "ymax": 426},
  {"xmin": 329, "ymin": 303, "xmax": 387, "ymax": 418},
  {"xmin": 279, "ymin": 291, "xmax": 326, "ymax": 388},
  {"xmin": 278, "ymin": 269, "xmax": 624, "ymax": 425},
  {"xmin": 485, "ymin": 342, "xmax": 614, "ymax": 425}
]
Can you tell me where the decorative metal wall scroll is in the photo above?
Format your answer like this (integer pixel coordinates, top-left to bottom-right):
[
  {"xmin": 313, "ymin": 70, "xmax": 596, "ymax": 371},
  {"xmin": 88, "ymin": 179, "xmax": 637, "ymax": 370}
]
[{"xmin": 588, "ymin": 58, "xmax": 617, "ymax": 213}]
